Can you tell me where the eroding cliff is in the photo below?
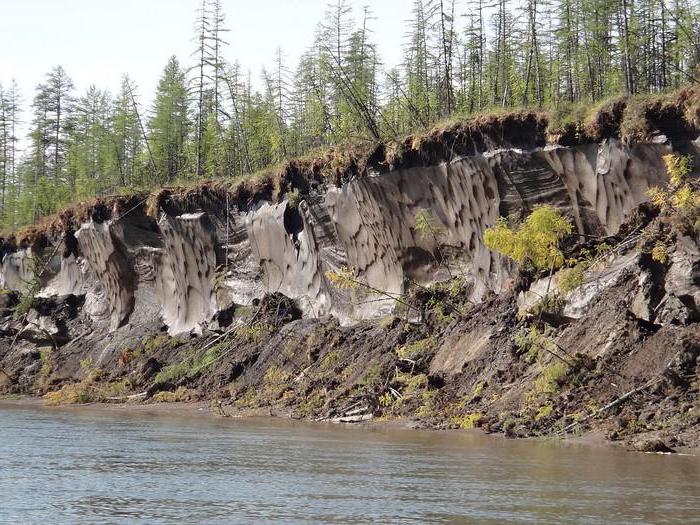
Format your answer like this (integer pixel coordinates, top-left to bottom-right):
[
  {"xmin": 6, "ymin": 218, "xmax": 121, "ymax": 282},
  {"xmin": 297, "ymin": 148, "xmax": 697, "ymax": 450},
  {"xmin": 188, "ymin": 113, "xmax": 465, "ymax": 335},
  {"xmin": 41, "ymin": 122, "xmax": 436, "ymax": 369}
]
[
  {"xmin": 1, "ymin": 133, "xmax": 699, "ymax": 450},
  {"xmin": 156, "ymin": 213, "xmax": 219, "ymax": 335},
  {"xmin": 0, "ymin": 139, "xmax": 677, "ymax": 334}
]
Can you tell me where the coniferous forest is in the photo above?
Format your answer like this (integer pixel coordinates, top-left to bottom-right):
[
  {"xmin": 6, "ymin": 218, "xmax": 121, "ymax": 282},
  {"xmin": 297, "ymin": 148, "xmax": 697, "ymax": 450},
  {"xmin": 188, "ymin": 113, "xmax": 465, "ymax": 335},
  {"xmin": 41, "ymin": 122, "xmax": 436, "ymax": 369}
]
[{"xmin": 0, "ymin": 0, "xmax": 698, "ymax": 228}]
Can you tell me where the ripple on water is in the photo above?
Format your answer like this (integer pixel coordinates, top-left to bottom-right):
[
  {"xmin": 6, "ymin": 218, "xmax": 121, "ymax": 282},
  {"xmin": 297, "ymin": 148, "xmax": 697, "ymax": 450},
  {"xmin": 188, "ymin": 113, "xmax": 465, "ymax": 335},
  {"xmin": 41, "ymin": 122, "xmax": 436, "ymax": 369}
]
[{"xmin": 1, "ymin": 403, "xmax": 699, "ymax": 525}]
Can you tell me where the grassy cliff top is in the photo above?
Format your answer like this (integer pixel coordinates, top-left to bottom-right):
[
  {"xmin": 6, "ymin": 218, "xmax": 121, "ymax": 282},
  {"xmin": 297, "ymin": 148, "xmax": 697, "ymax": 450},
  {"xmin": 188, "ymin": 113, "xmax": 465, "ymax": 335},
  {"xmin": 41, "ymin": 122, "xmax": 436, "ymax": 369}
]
[{"xmin": 5, "ymin": 85, "xmax": 700, "ymax": 250}]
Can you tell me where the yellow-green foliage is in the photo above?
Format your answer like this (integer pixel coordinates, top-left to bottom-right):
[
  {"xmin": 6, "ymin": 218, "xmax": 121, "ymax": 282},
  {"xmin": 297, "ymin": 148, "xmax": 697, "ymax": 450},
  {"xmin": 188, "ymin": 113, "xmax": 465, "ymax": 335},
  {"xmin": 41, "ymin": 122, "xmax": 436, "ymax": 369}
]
[
  {"xmin": 484, "ymin": 205, "xmax": 573, "ymax": 269},
  {"xmin": 141, "ymin": 334, "xmax": 182, "ymax": 355},
  {"xmin": 648, "ymin": 154, "xmax": 699, "ymax": 216},
  {"xmin": 325, "ymin": 266, "xmax": 359, "ymax": 289},
  {"xmin": 404, "ymin": 373, "xmax": 428, "ymax": 394},
  {"xmin": 37, "ymin": 349, "xmax": 54, "ymax": 389},
  {"xmin": 416, "ymin": 389, "xmax": 438, "ymax": 419},
  {"xmin": 535, "ymin": 404, "xmax": 554, "ymax": 421},
  {"xmin": 236, "ymin": 322, "xmax": 273, "ymax": 343},
  {"xmin": 414, "ymin": 209, "xmax": 445, "ymax": 240},
  {"xmin": 651, "ymin": 242, "xmax": 669, "ymax": 264},
  {"xmin": 664, "ymin": 153, "xmax": 693, "ymax": 186},
  {"xmin": 153, "ymin": 387, "xmax": 194, "ymax": 403},
  {"xmin": 532, "ymin": 362, "xmax": 569, "ymax": 397},
  {"xmin": 470, "ymin": 380, "xmax": 485, "ymax": 400},
  {"xmin": 264, "ymin": 365, "xmax": 290, "ymax": 385},
  {"xmin": 523, "ymin": 293, "xmax": 565, "ymax": 319},
  {"xmin": 44, "ymin": 374, "xmax": 130, "ymax": 406},
  {"xmin": 379, "ymin": 392, "xmax": 394, "ymax": 407},
  {"xmin": 514, "ymin": 325, "xmax": 556, "ymax": 363},
  {"xmin": 319, "ymin": 350, "xmax": 340, "ymax": 371},
  {"xmin": 673, "ymin": 185, "xmax": 700, "ymax": 211},
  {"xmin": 557, "ymin": 264, "xmax": 586, "ymax": 293},
  {"xmin": 452, "ymin": 412, "xmax": 483, "ymax": 429},
  {"xmin": 396, "ymin": 337, "xmax": 436, "ymax": 361},
  {"xmin": 154, "ymin": 344, "xmax": 223, "ymax": 384}
]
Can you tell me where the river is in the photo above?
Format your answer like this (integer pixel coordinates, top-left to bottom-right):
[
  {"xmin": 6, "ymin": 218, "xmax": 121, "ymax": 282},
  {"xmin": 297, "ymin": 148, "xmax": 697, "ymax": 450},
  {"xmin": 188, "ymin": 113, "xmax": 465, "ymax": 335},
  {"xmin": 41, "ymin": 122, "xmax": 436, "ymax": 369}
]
[{"xmin": 0, "ymin": 402, "xmax": 698, "ymax": 524}]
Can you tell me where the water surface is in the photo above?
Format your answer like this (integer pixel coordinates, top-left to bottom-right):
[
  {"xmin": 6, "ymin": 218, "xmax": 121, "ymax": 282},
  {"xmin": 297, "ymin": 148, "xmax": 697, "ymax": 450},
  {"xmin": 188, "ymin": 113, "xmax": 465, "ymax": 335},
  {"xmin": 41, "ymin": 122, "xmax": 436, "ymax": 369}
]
[{"xmin": 0, "ymin": 402, "xmax": 698, "ymax": 524}]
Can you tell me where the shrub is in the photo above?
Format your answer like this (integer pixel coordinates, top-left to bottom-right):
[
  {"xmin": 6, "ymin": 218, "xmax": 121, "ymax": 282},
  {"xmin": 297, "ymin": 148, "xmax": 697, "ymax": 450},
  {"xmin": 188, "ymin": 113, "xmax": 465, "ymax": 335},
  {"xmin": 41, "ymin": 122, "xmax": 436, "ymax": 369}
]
[
  {"xmin": 154, "ymin": 344, "xmax": 223, "ymax": 384},
  {"xmin": 484, "ymin": 205, "xmax": 572, "ymax": 270},
  {"xmin": 153, "ymin": 387, "xmax": 194, "ymax": 403},
  {"xmin": 470, "ymin": 380, "xmax": 485, "ymax": 401},
  {"xmin": 514, "ymin": 325, "xmax": 557, "ymax": 363},
  {"xmin": 44, "ymin": 377, "xmax": 131, "ymax": 406},
  {"xmin": 379, "ymin": 392, "xmax": 394, "ymax": 407},
  {"xmin": 524, "ymin": 293, "xmax": 565, "ymax": 319},
  {"xmin": 664, "ymin": 153, "xmax": 694, "ymax": 186},
  {"xmin": 557, "ymin": 264, "xmax": 586, "ymax": 293},
  {"xmin": 651, "ymin": 242, "xmax": 669, "ymax": 264},
  {"xmin": 396, "ymin": 337, "xmax": 436, "ymax": 361},
  {"xmin": 452, "ymin": 412, "xmax": 483, "ymax": 429},
  {"xmin": 405, "ymin": 373, "xmax": 428, "ymax": 394},
  {"xmin": 532, "ymin": 362, "xmax": 569, "ymax": 396},
  {"xmin": 535, "ymin": 404, "xmax": 554, "ymax": 421}
]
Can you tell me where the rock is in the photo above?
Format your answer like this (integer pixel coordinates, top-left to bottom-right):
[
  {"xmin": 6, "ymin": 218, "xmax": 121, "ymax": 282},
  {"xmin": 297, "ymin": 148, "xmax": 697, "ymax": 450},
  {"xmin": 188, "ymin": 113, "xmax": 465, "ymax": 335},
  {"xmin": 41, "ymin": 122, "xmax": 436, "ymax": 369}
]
[
  {"xmin": 632, "ymin": 439, "xmax": 676, "ymax": 453},
  {"xmin": 140, "ymin": 358, "xmax": 162, "ymax": 381},
  {"xmin": 0, "ymin": 291, "xmax": 18, "ymax": 309}
]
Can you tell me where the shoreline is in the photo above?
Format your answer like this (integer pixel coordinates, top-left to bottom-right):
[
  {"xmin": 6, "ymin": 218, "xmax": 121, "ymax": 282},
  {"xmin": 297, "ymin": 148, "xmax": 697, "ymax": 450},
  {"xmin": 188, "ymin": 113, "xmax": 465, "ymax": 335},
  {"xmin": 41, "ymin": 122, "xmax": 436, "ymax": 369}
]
[{"xmin": 4, "ymin": 395, "xmax": 693, "ymax": 456}]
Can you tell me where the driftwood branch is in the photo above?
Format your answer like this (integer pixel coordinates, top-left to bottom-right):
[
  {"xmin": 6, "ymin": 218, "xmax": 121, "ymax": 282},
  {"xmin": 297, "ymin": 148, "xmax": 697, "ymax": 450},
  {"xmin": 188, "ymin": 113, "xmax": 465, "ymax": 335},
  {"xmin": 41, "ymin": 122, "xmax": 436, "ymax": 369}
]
[{"xmin": 560, "ymin": 377, "xmax": 661, "ymax": 435}]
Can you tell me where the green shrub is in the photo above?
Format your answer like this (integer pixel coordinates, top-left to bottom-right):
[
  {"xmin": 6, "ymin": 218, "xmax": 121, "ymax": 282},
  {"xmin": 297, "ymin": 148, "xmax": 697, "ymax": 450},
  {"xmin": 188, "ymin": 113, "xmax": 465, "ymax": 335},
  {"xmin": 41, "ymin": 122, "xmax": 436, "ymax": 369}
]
[
  {"xmin": 154, "ymin": 344, "xmax": 223, "ymax": 384},
  {"xmin": 396, "ymin": 337, "xmax": 436, "ymax": 361},
  {"xmin": 557, "ymin": 264, "xmax": 586, "ymax": 293},
  {"xmin": 452, "ymin": 412, "xmax": 483, "ymax": 429},
  {"xmin": 484, "ymin": 205, "xmax": 572, "ymax": 270},
  {"xmin": 533, "ymin": 362, "xmax": 569, "ymax": 395},
  {"xmin": 651, "ymin": 242, "xmax": 668, "ymax": 264}
]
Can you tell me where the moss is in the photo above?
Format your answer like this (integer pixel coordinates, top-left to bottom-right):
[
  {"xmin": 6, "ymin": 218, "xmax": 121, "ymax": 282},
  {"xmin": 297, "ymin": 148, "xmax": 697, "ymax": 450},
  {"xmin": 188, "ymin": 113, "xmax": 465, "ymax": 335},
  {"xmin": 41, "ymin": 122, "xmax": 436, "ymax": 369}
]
[
  {"xmin": 528, "ymin": 361, "xmax": 570, "ymax": 400},
  {"xmin": 451, "ymin": 412, "xmax": 483, "ymax": 429},
  {"xmin": 557, "ymin": 265, "xmax": 586, "ymax": 294},
  {"xmin": 396, "ymin": 337, "xmax": 436, "ymax": 361},
  {"xmin": 152, "ymin": 387, "xmax": 195, "ymax": 403},
  {"xmin": 534, "ymin": 404, "xmax": 554, "ymax": 421}
]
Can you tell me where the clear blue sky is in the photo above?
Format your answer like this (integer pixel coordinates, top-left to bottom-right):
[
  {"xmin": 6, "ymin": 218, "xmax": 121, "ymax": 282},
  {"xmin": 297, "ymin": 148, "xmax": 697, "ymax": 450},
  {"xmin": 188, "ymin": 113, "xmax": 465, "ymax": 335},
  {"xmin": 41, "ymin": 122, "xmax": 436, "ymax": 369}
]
[{"xmin": 1, "ymin": 0, "xmax": 408, "ymax": 149}]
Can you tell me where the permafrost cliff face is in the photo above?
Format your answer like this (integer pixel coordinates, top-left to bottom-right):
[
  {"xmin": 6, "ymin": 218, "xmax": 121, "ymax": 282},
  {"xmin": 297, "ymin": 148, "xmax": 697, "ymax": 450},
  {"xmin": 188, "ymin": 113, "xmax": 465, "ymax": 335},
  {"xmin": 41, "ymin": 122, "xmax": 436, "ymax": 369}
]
[{"xmin": 0, "ymin": 140, "xmax": 673, "ymax": 335}]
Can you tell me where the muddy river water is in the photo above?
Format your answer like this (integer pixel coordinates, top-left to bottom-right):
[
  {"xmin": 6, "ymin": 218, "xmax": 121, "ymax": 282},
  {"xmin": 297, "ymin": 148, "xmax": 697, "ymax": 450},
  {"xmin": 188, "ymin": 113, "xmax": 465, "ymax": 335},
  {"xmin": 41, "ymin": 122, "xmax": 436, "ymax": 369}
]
[{"xmin": 0, "ymin": 402, "xmax": 698, "ymax": 524}]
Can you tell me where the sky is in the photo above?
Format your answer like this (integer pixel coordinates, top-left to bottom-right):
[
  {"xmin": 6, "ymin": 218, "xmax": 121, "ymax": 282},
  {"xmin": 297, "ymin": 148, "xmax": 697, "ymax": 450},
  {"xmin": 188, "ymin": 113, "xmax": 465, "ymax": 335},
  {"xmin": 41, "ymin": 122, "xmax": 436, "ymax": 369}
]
[{"xmin": 0, "ymin": 0, "xmax": 408, "ymax": 150}]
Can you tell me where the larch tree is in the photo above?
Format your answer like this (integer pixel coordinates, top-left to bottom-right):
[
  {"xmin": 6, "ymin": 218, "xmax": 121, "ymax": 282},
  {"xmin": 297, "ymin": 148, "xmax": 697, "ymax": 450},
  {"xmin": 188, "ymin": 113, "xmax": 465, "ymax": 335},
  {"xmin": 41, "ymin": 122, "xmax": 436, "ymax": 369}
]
[{"xmin": 149, "ymin": 56, "xmax": 190, "ymax": 184}]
